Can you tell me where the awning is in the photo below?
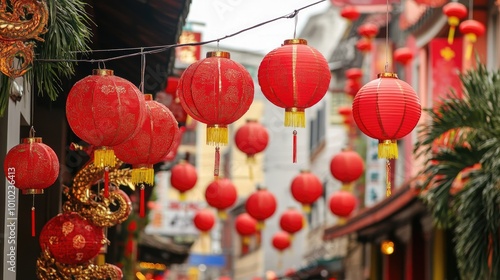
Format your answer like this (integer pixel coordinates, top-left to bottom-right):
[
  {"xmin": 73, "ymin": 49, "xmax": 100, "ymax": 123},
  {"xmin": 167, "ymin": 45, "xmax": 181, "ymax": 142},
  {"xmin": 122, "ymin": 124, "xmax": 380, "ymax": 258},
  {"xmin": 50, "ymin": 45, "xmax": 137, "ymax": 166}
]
[
  {"xmin": 279, "ymin": 257, "xmax": 343, "ymax": 280},
  {"xmin": 138, "ymin": 234, "xmax": 192, "ymax": 265}
]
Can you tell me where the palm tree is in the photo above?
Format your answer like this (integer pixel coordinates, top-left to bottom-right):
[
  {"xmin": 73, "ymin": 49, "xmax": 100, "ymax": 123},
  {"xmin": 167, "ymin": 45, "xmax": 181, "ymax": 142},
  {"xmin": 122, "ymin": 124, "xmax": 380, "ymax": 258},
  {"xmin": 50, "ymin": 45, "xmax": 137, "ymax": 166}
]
[{"xmin": 415, "ymin": 63, "xmax": 500, "ymax": 279}]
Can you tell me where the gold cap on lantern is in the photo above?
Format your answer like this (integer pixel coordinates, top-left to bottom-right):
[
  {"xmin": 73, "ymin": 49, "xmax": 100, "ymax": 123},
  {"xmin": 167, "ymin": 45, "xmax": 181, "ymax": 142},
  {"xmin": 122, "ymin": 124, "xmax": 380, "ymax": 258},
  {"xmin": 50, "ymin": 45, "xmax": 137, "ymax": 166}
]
[
  {"xmin": 206, "ymin": 51, "xmax": 230, "ymax": 59},
  {"xmin": 283, "ymin": 38, "xmax": 308, "ymax": 45},
  {"xmin": 92, "ymin": 69, "xmax": 114, "ymax": 76}
]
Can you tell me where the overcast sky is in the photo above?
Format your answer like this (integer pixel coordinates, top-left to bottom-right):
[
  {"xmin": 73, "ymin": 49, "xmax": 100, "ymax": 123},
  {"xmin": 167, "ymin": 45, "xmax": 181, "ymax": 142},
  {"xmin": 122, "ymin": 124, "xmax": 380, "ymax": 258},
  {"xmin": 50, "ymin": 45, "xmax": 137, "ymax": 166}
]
[{"xmin": 185, "ymin": 0, "xmax": 331, "ymax": 54}]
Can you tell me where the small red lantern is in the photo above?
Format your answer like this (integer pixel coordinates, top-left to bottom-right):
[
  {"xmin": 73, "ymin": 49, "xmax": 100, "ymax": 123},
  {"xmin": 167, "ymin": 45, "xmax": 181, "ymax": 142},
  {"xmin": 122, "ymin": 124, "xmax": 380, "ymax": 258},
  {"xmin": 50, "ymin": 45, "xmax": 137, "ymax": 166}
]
[
  {"xmin": 66, "ymin": 69, "xmax": 146, "ymax": 197},
  {"xmin": 245, "ymin": 188, "xmax": 277, "ymax": 229},
  {"xmin": 178, "ymin": 51, "xmax": 254, "ymax": 178},
  {"xmin": 329, "ymin": 191, "xmax": 357, "ymax": 218},
  {"xmin": 330, "ymin": 150, "xmax": 364, "ymax": 189},
  {"xmin": 205, "ymin": 178, "xmax": 238, "ymax": 219},
  {"xmin": 155, "ymin": 76, "xmax": 188, "ymax": 125},
  {"xmin": 4, "ymin": 134, "xmax": 59, "ymax": 236},
  {"xmin": 235, "ymin": 213, "xmax": 258, "ymax": 244},
  {"xmin": 394, "ymin": 47, "xmax": 414, "ymax": 65},
  {"xmin": 357, "ymin": 23, "xmax": 379, "ymax": 40},
  {"xmin": 39, "ymin": 212, "xmax": 105, "ymax": 265},
  {"xmin": 345, "ymin": 68, "xmax": 363, "ymax": 80},
  {"xmin": 355, "ymin": 38, "xmax": 373, "ymax": 53},
  {"xmin": 340, "ymin": 6, "xmax": 360, "ymax": 22},
  {"xmin": 352, "ymin": 73, "xmax": 421, "ymax": 196},
  {"xmin": 290, "ymin": 170, "xmax": 323, "ymax": 213},
  {"xmin": 170, "ymin": 160, "xmax": 198, "ymax": 201},
  {"xmin": 193, "ymin": 209, "xmax": 216, "ymax": 232},
  {"xmin": 337, "ymin": 106, "xmax": 353, "ymax": 126},
  {"xmin": 442, "ymin": 2, "xmax": 468, "ymax": 44},
  {"xmin": 344, "ymin": 79, "xmax": 362, "ymax": 98},
  {"xmin": 279, "ymin": 208, "xmax": 304, "ymax": 237},
  {"xmin": 114, "ymin": 94, "xmax": 179, "ymax": 217},
  {"xmin": 235, "ymin": 119, "xmax": 269, "ymax": 179},
  {"xmin": 258, "ymin": 39, "xmax": 331, "ymax": 162},
  {"xmin": 459, "ymin": 19, "xmax": 485, "ymax": 60},
  {"xmin": 272, "ymin": 231, "xmax": 291, "ymax": 252}
]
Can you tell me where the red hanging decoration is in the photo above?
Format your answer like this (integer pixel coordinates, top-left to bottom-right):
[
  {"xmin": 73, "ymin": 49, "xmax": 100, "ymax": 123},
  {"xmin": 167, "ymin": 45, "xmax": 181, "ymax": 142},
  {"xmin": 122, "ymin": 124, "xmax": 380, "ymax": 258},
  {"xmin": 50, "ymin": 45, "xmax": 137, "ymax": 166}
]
[
  {"xmin": 235, "ymin": 119, "xmax": 269, "ymax": 179},
  {"xmin": 178, "ymin": 51, "xmax": 254, "ymax": 178},
  {"xmin": 39, "ymin": 212, "xmax": 105, "ymax": 265},
  {"xmin": 258, "ymin": 39, "xmax": 331, "ymax": 162},
  {"xmin": 235, "ymin": 213, "xmax": 258, "ymax": 245},
  {"xmin": 459, "ymin": 19, "xmax": 485, "ymax": 60},
  {"xmin": 340, "ymin": 6, "xmax": 360, "ymax": 22},
  {"xmin": 329, "ymin": 191, "xmax": 357, "ymax": 218},
  {"xmin": 170, "ymin": 160, "xmax": 198, "ymax": 201},
  {"xmin": 290, "ymin": 170, "xmax": 323, "ymax": 213},
  {"xmin": 272, "ymin": 231, "xmax": 291, "ymax": 252},
  {"xmin": 442, "ymin": 2, "xmax": 468, "ymax": 44},
  {"xmin": 139, "ymin": 185, "xmax": 145, "ymax": 217},
  {"xmin": 66, "ymin": 69, "xmax": 146, "ymax": 196},
  {"xmin": 357, "ymin": 23, "xmax": 379, "ymax": 40},
  {"xmin": 345, "ymin": 68, "xmax": 363, "ymax": 98},
  {"xmin": 31, "ymin": 207, "xmax": 36, "ymax": 237},
  {"xmin": 193, "ymin": 209, "xmax": 216, "ymax": 232},
  {"xmin": 355, "ymin": 38, "xmax": 373, "ymax": 53},
  {"xmin": 245, "ymin": 188, "xmax": 277, "ymax": 230},
  {"xmin": 352, "ymin": 73, "xmax": 421, "ymax": 196},
  {"xmin": 279, "ymin": 208, "xmax": 304, "ymax": 238},
  {"xmin": 337, "ymin": 106, "xmax": 354, "ymax": 128},
  {"xmin": 393, "ymin": 47, "xmax": 414, "ymax": 65},
  {"xmin": 155, "ymin": 76, "xmax": 189, "ymax": 125},
  {"xmin": 330, "ymin": 149, "xmax": 364, "ymax": 189},
  {"xmin": 205, "ymin": 178, "xmax": 238, "ymax": 220}
]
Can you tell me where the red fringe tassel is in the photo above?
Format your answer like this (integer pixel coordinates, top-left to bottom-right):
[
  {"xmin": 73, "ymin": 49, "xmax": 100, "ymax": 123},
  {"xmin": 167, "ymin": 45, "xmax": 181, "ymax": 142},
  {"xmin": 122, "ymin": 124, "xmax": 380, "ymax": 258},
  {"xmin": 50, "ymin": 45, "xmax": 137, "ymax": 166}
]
[
  {"xmin": 140, "ymin": 185, "xmax": 145, "ymax": 218},
  {"xmin": 31, "ymin": 207, "xmax": 35, "ymax": 237},
  {"xmin": 293, "ymin": 130, "xmax": 297, "ymax": 163},
  {"xmin": 104, "ymin": 167, "xmax": 110, "ymax": 198}
]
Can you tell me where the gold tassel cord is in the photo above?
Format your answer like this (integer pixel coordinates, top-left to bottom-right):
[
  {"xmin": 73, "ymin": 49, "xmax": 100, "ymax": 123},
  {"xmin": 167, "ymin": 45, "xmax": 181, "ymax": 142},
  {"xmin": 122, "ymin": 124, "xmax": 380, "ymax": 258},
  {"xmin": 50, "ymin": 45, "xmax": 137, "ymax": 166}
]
[
  {"xmin": 207, "ymin": 125, "xmax": 228, "ymax": 146},
  {"xmin": 285, "ymin": 108, "xmax": 305, "ymax": 127},
  {"xmin": 378, "ymin": 139, "xmax": 398, "ymax": 159},
  {"xmin": 94, "ymin": 147, "xmax": 116, "ymax": 168},
  {"xmin": 131, "ymin": 165, "xmax": 154, "ymax": 186},
  {"xmin": 386, "ymin": 159, "xmax": 392, "ymax": 197}
]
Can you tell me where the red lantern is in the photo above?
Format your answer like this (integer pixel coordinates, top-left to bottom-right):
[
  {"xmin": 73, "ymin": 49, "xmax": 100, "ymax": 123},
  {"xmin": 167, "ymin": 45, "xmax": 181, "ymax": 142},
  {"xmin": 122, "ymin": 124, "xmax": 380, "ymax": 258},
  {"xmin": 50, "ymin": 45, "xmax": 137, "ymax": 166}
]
[
  {"xmin": 235, "ymin": 213, "xmax": 258, "ymax": 244},
  {"xmin": 258, "ymin": 39, "xmax": 331, "ymax": 162},
  {"xmin": 330, "ymin": 150, "xmax": 364, "ymax": 189},
  {"xmin": 442, "ymin": 2, "xmax": 467, "ymax": 44},
  {"xmin": 4, "ymin": 135, "xmax": 59, "ymax": 236},
  {"xmin": 205, "ymin": 178, "xmax": 238, "ymax": 219},
  {"xmin": 345, "ymin": 68, "xmax": 363, "ymax": 80},
  {"xmin": 170, "ymin": 160, "xmax": 198, "ymax": 201},
  {"xmin": 235, "ymin": 119, "xmax": 269, "ymax": 179},
  {"xmin": 245, "ymin": 188, "xmax": 277, "ymax": 229},
  {"xmin": 329, "ymin": 191, "xmax": 357, "ymax": 218},
  {"xmin": 66, "ymin": 69, "xmax": 146, "ymax": 197},
  {"xmin": 340, "ymin": 6, "xmax": 360, "ymax": 21},
  {"xmin": 279, "ymin": 208, "xmax": 304, "ymax": 237},
  {"xmin": 337, "ymin": 106, "xmax": 353, "ymax": 126},
  {"xmin": 39, "ymin": 212, "xmax": 105, "ymax": 265},
  {"xmin": 345, "ymin": 79, "xmax": 362, "ymax": 98},
  {"xmin": 352, "ymin": 73, "xmax": 421, "ymax": 196},
  {"xmin": 272, "ymin": 231, "xmax": 291, "ymax": 252},
  {"xmin": 114, "ymin": 94, "xmax": 179, "ymax": 217},
  {"xmin": 394, "ymin": 47, "xmax": 414, "ymax": 65},
  {"xmin": 355, "ymin": 38, "xmax": 372, "ymax": 53},
  {"xmin": 193, "ymin": 209, "xmax": 216, "ymax": 232},
  {"xmin": 290, "ymin": 170, "xmax": 323, "ymax": 213},
  {"xmin": 459, "ymin": 19, "xmax": 485, "ymax": 60},
  {"xmin": 178, "ymin": 51, "xmax": 254, "ymax": 178},
  {"xmin": 357, "ymin": 23, "xmax": 379, "ymax": 40}
]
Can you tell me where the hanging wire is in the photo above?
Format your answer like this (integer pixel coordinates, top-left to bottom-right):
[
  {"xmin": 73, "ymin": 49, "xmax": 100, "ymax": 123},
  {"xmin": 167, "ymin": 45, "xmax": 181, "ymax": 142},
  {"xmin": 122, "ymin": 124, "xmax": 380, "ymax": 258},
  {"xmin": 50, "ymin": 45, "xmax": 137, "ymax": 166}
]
[
  {"xmin": 140, "ymin": 48, "xmax": 146, "ymax": 93},
  {"xmin": 293, "ymin": 10, "xmax": 299, "ymax": 39},
  {"xmin": 384, "ymin": 0, "xmax": 390, "ymax": 73}
]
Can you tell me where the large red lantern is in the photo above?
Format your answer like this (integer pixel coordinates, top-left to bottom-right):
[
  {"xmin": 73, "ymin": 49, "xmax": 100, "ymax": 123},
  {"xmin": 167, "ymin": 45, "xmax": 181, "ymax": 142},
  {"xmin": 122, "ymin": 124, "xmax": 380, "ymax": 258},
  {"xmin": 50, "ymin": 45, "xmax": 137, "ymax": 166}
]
[
  {"xmin": 39, "ymin": 212, "xmax": 105, "ymax": 265},
  {"xmin": 245, "ymin": 188, "xmax": 277, "ymax": 229},
  {"xmin": 258, "ymin": 39, "xmax": 331, "ymax": 162},
  {"xmin": 459, "ymin": 19, "xmax": 485, "ymax": 60},
  {"xmin": 205, "ymin": 178, "xmax": 238, "ymax": 219},
  {"xmin": 330, "ymin": 150, "xmax": 364, "ymax": 189},
  {"xmin": 340, "ymin": 6, "xmax": 360, "ymax": 22},
  {"xmin": 4, "ymin": 135, "xmax": 59, "ymax": 236},
  {"xmin": 235, "ymin": 213, "xmax": 258, "ymax": 244},
  {"xmin": 329, "ymin": 191, "xmax": 357, "ymax": 218},
  {"xmin": 357, "ymin": 23, "xmax": 379, "ymax": 40},
  {"xmin": 178, "ymin": 51, "xmax": 254, "ymax": 178},
  {"xmin": 279, "ymin": 208, "xmax": 304, "ymax": 237},
  {"xmin": 114, "ymin": 94, "xmax": 179, "ymax": 217},
  {"xmin": 442, "ymin": 2, "xmax": 467, "ymax": 44},
  {"xmin": 66, "ymin": 69, "xmax": 145, "ymax": 196},
  {"xmin": 193, "ymin": 209, "xmax": 216, "ymax": 232},
  {"xmin": 352, "ymin": 73, "xmax": 421, "ymax": 196},
  {"xmin": 290, "ymin": 170, "xmax": 323, "ymax": 213},
  {"xmin": 234, "ymin": 119, "xmax": 269, "ymax": 179},
  {"xmin": 394, "ymin": 47, "xmax": 414, "ymax": 66},
  {"xmin": 272, "ymin": 231, "xmax": 291, "ymax": 252},
  {"xmin": 170, "ymin": 160, "xmax": 198, "ymax": 201}
]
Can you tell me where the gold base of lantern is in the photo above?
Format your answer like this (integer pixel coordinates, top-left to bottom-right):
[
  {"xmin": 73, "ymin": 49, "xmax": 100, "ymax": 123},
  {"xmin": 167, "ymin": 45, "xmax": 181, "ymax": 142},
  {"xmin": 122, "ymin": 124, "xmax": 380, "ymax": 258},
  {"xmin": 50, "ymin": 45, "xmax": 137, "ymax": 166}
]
[
  {"xmin": 301, "ymin": 204, "xmax": 311, "ymax": 213},
  {"xmin": 22, "ymin": 189, "xmax": 44, "ymax": 195},
  {"xmin": 131, "ymin": 165, "xmax": 154, "ymax": 185},
  {"xmin": 285, "ymin": 107, "xmax": 305, "ymax": 128},
  {"xmin": 217, "ymin": 210, "xmax": 227, "ymax": 220},
  {"xmin": 94, "ymin": 147, "xmax": 116, "ymax": 168},
  {"xmin": 179, "ymin": 192, "xmax": 187, "ymax": 201},
  {"xmin": 378, "ymin": 140, "xmax": 398, "ymax": 159},
  {"xmin": 207, "ymin": 125, "xmax": 228, "ymax": 146},
  {"xmin": 256, "ymin": 221, "xmax": 265, "ymax": 231}
]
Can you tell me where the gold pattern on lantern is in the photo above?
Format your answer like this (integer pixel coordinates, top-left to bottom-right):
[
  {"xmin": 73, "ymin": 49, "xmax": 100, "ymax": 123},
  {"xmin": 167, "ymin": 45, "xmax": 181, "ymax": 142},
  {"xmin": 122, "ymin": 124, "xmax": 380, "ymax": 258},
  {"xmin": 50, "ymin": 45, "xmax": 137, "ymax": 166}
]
[
  {"xmin": 62, "ymin": 222, "xmax": 74, "ymax": 236},
  {"xmin": 49, "ymin": 236, "xmax": 58, "ymax": 245},
  {"xmin": 73, "ymin": 234, "xmax": 86, "ymax": 249}
]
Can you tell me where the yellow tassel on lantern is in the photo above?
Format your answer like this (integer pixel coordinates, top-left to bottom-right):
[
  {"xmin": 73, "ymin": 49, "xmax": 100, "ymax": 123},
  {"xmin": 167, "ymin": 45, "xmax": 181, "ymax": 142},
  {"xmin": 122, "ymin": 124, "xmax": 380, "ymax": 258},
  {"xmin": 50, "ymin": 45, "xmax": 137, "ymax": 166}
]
[
  {"xmin": 94, "ymin": 147, "xmax": 116, "ymax": 168},
  {"xmin": 131, "ymin": 164, "xmax": 155, "ymax": 186},
  {"xmin": 464, "ymin": 33, "xmax": 477, "ymax": 60},
  {"xmin": 207, "ymin": 125, "xmax": 228, "ymax": 146},
  {"xmin": 256, "ymin": 221, "xmax": 265, "ymax": 231},
  {"xmin": 285, "ymin": 107, "xmax": 305, "ymax": 127},
  {"xmin": 179, "ymin": 192, "xmax": 187, "ymax": 201},
  {"xmin": 301, "ymin": 204, "xmax": 311, "ymax": 213},
  {"xmin": 242, "ymin": 235, "xmax": 250, "ymax": 245},
  {"xmin": 217, "ymin": 210, "xmax": 228, "ymax": 220},
  {"xmin": 378, "ymin": 140, "xmax": 398, "ymax": 159},
  {"xmin": 447, "ymin": 16, "xmax": 460, "ymax": 45}
]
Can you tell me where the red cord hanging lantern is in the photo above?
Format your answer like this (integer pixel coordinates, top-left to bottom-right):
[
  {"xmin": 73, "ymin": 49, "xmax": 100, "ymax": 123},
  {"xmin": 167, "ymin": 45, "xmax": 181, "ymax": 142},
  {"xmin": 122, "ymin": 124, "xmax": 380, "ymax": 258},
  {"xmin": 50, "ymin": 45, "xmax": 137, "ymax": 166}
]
[
  {"xmin": 258, "ymin": 39, "xmax": 331, "ymax": 163},
  {"xmin": 459, "ymin": 19, "xmax": 485, "ymax": 60},
  {"xmin": 170, "ymin": 160, "xmax": 198, "ymax": 201},
  {"xmin": 245, "ymin": 188, "xmax": 277, "ymax": 229},
  {"xmin": 39, "ymin": 212, "xmax": 105, "ymax": 265},
  {"xmin": 330, "ymin": 149, "xmax": 364, "ymax": 190},
  {"xmin": 394, "ymin": 47, "xmax": 414, "ymax": 65},
  {"xmin": 114, "ymin": 94, "xmax": 179, "ymax": 217},
  {"xmin": 193, "ymin": 209, "xmax": 216, "ymax": 232},
  {"xmin": 352, "ymin": 73, "xmax": 421, "ymax": 197},
  {"xmin": 328, "ymin": 191, "xmax": 357, "ymax": 218},
  {"xmin": 442, "ymin": 2, "xmax": 468, "ymax": 44},
  {"xmin": 4, "ymin": 134, "xmax": 59, "ymax": 236},
  {"xmin": 235, "ymin": 213, "xmax": 258, "ymax": 244},
  {"xmin": 66, "ymin": 69, "xmax": 146, "ymax": 197},
  {"xmin": 357, "ymin": 23, "xmax": 379, "ymax": 40},
  {"xmin": 178, "ymin": 51, "xmax": 254, "ymax": 178},
  {"xmin": 355, "ymin": 38, "xmax": 373, "ymax": 53},
  {"xmin": 340, "ymin": 6, "xmax": 360, "ymax": 22},
  {"xmin": 205, "ymin": 178, "xmax": 238, "ymax": 219},
  {"xmin": 272, "ymin": 231, "xmax": 291, "ymax": 252},
  {"xmin": 234, "ymin": 119, "xmax": 269, "ymax": 179},
  {"xmin": 290, "ymin": 170, "xmax": 323, "ymax": 213},
  {"xmin": 279, "ymin": 208, "xmax": 304, "ymax": 237}
]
